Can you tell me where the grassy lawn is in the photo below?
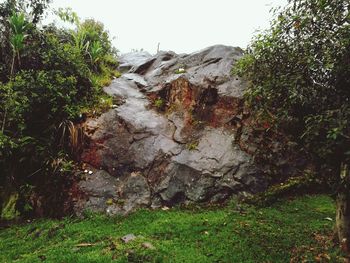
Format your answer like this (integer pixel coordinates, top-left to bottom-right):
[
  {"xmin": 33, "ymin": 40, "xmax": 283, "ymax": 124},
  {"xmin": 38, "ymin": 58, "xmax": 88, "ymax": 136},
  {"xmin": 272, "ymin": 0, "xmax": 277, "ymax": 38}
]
[{"xmin": 0, "ymin": 195, "xmax": 343, "ymax": 262}]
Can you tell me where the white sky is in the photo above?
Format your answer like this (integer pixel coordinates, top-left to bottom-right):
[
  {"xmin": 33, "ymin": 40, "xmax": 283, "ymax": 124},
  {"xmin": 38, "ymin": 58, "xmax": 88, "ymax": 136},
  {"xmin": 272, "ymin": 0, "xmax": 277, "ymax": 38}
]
[{"xmin": 46, "ymin": 0, "xmax": 288, "ymax": 54}]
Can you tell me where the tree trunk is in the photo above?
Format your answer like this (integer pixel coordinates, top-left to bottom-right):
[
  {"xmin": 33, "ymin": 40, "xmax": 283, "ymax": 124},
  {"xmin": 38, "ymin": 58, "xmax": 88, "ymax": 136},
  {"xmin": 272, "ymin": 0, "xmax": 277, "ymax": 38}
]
[
  {"xmin": 10, "ymin": 55, "xmax": 15, "ymax": 76},
  {"xmin": 336, "ymin": 163, "xmax": 350, "ymax": 254},
  {"xmin": 17, "ymin": 51, "xmax": 21, "ymax": 67}
]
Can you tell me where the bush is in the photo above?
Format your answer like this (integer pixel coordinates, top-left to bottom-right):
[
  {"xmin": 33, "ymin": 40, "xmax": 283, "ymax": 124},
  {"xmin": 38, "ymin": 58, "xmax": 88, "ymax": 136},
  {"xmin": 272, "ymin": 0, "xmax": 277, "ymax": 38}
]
[
  {"xmin": 234, "ymin": 0, "xmax": 350, "ymax": 169},
  {"xmin": 0, "ymin": 0, "xmax": 118, "ymax": 219},
  {"xmin": 234, "ymin": 0, "xmax": 350, "ymax": 251}
]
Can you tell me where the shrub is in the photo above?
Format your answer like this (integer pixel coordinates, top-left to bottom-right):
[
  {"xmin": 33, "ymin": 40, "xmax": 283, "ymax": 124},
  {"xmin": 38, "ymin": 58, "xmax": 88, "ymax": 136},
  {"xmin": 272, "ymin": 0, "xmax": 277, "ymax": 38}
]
[
  {"xmin": 234, "ymin": 0, "xmax": 349, "ymax": 251},
  {"xmin": 0, "ymin": 0, "xmax": 118, "ymax": 218}
]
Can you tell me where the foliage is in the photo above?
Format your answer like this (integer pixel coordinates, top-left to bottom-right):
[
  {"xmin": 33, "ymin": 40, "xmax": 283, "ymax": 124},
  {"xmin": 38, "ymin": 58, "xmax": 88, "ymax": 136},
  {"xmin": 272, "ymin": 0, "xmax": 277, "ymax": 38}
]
[
  {"xmin": 175, "ymin": 68, "xmax": 186, "ymax": 74},
  {"xmin": 154, "ymin": 98, "xmax": 164, "ymax": 109},
  {"xmin": 0, "ymin": 0, "xmax": 51, "ymax": 25},
  {"xmin": 9, "ymin": 12, "xmax": 30, "ymax": 75},
  {"xmin": 234, "ymin": 0, "xmax": 350, "ymax": 178},
  {"xmin": 0, "ymin": 0, "xmax": 118, "ymax": 218},
  {"xmin": 187, "ymin": 141, "xmax": 199, "ymax": 151},
  {"xmin": 0, "ymin": 195, "xmax": 344, "ymax": 262},
  {"xmin": 0, "ymin": 192, "xmax": 20, "ymax": 220},
  {"xmin": 56, "ymin": 8, "xmax": 118, "ymax": 72}
]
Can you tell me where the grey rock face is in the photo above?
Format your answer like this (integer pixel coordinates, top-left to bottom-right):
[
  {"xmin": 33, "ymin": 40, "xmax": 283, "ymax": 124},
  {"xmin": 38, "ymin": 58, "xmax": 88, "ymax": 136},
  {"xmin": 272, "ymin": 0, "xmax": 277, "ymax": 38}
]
[
  {"xmin": 75, "ymin": 170, "xmax": 151, "ymax": 216},
  {"xmin": 118, "ymin": 51, "xmax": 153, "ymax": 73},
  {"xmin": 76, "ymin": 45, "xmax": 267, "ymax": 216},
  {"xmin": 74, "ymin": 170, "xmax": 119, "ymax": 215}
]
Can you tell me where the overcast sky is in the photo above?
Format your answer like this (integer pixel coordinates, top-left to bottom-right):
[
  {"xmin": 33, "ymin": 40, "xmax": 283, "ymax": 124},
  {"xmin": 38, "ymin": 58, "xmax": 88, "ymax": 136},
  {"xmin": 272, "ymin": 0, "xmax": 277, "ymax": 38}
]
[{"xmin": 46, "ymin": 0, "xmax": 288, "ymax": 54}]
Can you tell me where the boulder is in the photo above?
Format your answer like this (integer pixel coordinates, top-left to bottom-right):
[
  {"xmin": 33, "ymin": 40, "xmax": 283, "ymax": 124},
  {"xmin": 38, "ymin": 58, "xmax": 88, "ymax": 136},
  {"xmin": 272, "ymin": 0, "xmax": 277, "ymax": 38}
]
[{"xmin": 74, "ymin": 45, "xmax": 267, "ymax": 216}]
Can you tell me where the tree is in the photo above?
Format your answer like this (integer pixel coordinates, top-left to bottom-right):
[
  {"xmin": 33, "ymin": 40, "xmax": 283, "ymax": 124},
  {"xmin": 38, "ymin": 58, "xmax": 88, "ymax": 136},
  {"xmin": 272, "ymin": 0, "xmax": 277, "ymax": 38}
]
[
  {"xmin": 9, "ymin": 12, "xmax": 29, "ymax": 75},
  {"xmin": 0, "ymin": 0, "xmax": 51, "ymax": 79},
  {"xmin": 234, "ymin": 0, "xmax": 350, "ymax": 252}
]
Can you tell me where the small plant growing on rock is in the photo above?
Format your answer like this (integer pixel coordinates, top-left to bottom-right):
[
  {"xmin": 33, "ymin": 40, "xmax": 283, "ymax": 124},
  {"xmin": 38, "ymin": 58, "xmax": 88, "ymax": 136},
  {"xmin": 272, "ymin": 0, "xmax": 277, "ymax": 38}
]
[
  {"xmin": 106, "ymin": 198, "xmax": 114, "ymax": 205},
  {"xmin": 175, "ymin": 64, "xmax": 186, "ymax": 74},
  {"xmin": 175, "ymin": 68, "xmax": 186, "ymax": 74},
  {"xmin": 154, "ymin": 98, "xmax": 164, "ymax": 109},
  {"xmin": 186, "ymin": 141, "xmax": 199, "ymax": 151}
]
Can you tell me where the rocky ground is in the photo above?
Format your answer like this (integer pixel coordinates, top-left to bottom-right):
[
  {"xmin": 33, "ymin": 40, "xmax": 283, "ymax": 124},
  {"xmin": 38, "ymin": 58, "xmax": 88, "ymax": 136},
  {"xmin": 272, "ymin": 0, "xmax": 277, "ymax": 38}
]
[{"xmin": 73, "ymin": 45, "xmax": 269, "ymax": 216}]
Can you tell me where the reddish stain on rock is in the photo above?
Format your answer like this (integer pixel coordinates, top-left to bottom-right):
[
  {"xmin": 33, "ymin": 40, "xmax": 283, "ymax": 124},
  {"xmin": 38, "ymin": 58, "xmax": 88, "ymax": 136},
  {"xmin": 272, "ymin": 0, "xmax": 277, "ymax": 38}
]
[
  {"xmin": 81, "ymin": 143, "xmax": 102, "ymax": 168},
  {"xmin": 168, "ymin": 77, "xmax": 195, "ymax": 109},
  {"xmin": 209, "ymin": 97, "xmax": 242, "ymax": 127}
]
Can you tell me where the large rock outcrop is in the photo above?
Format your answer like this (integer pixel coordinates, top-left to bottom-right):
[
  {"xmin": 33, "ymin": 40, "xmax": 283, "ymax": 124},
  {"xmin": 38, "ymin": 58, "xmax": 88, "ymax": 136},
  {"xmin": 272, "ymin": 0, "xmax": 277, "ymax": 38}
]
[{"xmin": 74, "ymin": 45, "xmax": 268, "ymax": 215}]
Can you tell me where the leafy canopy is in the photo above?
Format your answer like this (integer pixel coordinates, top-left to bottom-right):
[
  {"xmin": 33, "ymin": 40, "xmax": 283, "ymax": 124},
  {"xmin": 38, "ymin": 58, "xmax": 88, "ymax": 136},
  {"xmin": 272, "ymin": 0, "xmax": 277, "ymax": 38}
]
[{"xmin": 235, "ymin": 0, "xmax": 350, "ymax": 171}]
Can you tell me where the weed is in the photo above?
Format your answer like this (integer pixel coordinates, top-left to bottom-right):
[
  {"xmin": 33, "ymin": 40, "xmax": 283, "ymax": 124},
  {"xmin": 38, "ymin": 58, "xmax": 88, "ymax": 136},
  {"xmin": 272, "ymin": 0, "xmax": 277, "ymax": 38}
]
[
  {"xmin": 187, "ymin": 141, "xmax": 199, "ymax": 151},
  {"xmin": 154, "ymin": 98, "xmax": 164, "ymax": 109}
]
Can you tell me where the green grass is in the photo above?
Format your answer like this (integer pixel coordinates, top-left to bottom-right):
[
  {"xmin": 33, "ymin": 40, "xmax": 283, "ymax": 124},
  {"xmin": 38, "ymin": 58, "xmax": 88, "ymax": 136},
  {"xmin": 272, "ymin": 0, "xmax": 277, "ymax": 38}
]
[{"xmin": 0, "ymin": 195, "xmax": 343, "ymax": 262}]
